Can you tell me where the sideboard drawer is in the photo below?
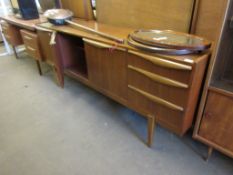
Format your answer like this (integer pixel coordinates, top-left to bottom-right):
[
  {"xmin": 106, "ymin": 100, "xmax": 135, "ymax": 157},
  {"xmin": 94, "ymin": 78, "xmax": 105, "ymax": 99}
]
[
  {"xmin": 128, "ymin": 65, "xmax": 189, "ymax": 109},
  {"xmin": 21, "ymin": 30, "xmax": 42, "ymax": 60},
  {"xmin": 1, "ymin": 21, "xmax": 23, "ymax": 46},
  {"xmin": 127, "ymin": 50, "xmax": 192, "ymax": 85}
]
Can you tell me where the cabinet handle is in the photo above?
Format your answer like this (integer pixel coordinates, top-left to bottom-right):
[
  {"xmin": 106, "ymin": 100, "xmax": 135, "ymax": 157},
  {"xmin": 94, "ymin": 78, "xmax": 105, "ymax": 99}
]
[
  {"xmin": 128, "ymin": 65, "xmax": 189, "ymax": 89},
  {"xmin": 35, "ymin": 26, "xmax": 54, "ymax": 33},
  {"xmin": 83, "ymin": 38, "xmax": 126, "ymax": 51},
  {"xmin": 1, "ymin": 26, "xmax": 8, "ymax": 31},
  {"xmin": 129, "ymin": 50, "xmax": 192, "ymax": 71},
  {"xmin": 4, "ymin": 34, "xmax": 11, "ymax": 40},
  {"xmin": 23, "ymin": 35, "xmax": 33, "ymax": 40},
  {"xmin": 128, "ymin": 85, "xmax": 184, "ymax": 112},
  {"xmin": 27, "ymin": 46, "xmax": 36, "ymax": 52}
]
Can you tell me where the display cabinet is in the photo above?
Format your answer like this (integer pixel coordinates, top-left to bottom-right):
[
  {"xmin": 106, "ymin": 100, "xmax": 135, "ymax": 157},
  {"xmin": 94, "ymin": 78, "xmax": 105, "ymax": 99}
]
[{"xmin": 194, "ymin": 0, "xmax": 233, "ymax": 159}]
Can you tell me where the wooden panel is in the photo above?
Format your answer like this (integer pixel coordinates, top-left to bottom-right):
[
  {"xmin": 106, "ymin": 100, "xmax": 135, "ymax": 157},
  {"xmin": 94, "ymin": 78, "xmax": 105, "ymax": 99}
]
[
  {"xmin": 192, "ymin": 0, "xmax": 229, "ymax": 41},
  {"xmin": 37, "ymin": 31, "xmax": 55, "ymax": 65},
  {"xmin": 1, "ymin": 22, "xmax": 23, "ymax": 46},
  {"xmin": 84, "ymin": 40, "xmax": 127, "ymax": 100},
  {"xmin": 60, "ymin": 0, "xmax": 94, "ymax": 20},
  {"xmin": 199, "ymin": 91, "xmax": 233, "ymax": 153},
  {"xmin": 96, "ymin": 0, "xmax": 195, "ymax": 32},
  {"xmin": 21, "ymin": 30, "xmax": 42, "ymax": 60}
]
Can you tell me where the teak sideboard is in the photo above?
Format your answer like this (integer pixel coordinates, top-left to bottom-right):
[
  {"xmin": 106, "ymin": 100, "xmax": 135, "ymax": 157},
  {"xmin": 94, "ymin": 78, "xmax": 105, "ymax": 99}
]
[
  {"xmin": 0, "ymin": 3, "xmax": 210, "ymax": 146},
  {"xmin": 35, "ymin": 20, "xmax": 209, "ymax": 146}
]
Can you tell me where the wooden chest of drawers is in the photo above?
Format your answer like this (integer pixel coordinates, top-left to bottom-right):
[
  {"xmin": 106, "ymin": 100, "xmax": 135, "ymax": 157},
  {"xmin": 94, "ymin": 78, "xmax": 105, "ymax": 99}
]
[
  {"xmin": 126, "ymin": 50, "xmax": 209, "ymax": 136},
  {"xmin": 21, "ymin": 30, "xmax": 42, "ymax": 61}
]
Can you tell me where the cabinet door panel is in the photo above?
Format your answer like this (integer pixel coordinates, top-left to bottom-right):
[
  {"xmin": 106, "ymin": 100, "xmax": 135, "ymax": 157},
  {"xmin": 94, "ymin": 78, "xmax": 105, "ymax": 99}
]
[
  {"xmin": 84, "ymin": 41, "xmax": 127, "ymax": 99},
  {"xmin": 199, "ymin": 91, "xmax": 233, "ymax": 152}
]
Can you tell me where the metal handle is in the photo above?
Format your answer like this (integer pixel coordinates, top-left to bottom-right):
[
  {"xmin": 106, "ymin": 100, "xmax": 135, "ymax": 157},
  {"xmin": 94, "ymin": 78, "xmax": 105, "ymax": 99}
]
[
  {"xmin": 129, "ymin": 50, "xmax": 192, "ymax": 71},
  {"xmin": 83, "ymin": 38, "xmax": 126, "ymax": 51},
  {"xmin": 128, "ymin": 65, "xmax": 189, "ymax": 89},
  {"xmin": 128, "ymin": 85, "xmax": 184, "ymax": 112},
  {"xmin": 66, "ymin": 20, "xmax": 124, "ymax": 44}
]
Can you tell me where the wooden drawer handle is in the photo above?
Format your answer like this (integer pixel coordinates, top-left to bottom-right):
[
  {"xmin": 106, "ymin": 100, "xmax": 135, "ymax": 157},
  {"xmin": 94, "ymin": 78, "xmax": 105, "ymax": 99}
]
[
  {"xmin": 27, "ymin": 46, "xmax": 36, "ymax": 52},
  {"xmin": 129, "ymin": 50, "xmax": 192, "ymax": 71},
  {"xmin": 128, "ymin": 85, "xmax": 184, "ymax": 112},
  {"xmin": 83, "ymin": 38, "xmax": 126, "ymax": 51},
  {"xmin": 128, "ymin": 65, "xmax": 189, "ymax": 89},
  {"xmin": 4, "ymin": 34, "xmax": 11, "ymax": 39},
  {"xmin": 35, "ymin": 26, "xmax": 54, "ymax": 33},
  {"xmin": 23, "ymin": 35, "xmax": 33, "ymax": 40},
  {"xmin": 1, "ymin": 26, "xmax": 8, "ymax": 30}
]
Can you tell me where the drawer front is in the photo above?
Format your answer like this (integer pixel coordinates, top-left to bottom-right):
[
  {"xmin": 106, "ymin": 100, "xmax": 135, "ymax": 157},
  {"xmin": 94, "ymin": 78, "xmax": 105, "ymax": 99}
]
[
  {"xmin": 1, "ymin": 22, "xmax": 23, "ymax": 46},
  {"xmin": 128, "ymin": 85, "xmax": 184, "ymax": 133},
  {"xmin": 127, "ymin": 50, "xmax": 192, "ymax": 85},
  {"xmin": 1, "ymin": 22, "xmax": 9, "ymax": 34},
  {"xmin": 128, "ymin": 65, "xmax": 189, "ymax": 108},
  {"xmin": 21, "ymin": 30, "xmax": 41, "ymax": 60},
  {"xmin": 84, "ymin": 39, "xmax": 127, "ymax": 100}
]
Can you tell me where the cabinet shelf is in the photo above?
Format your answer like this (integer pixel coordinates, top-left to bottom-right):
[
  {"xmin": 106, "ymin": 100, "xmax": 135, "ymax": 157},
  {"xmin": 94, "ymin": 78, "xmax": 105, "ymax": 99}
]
[
  {"xmin": 64, "ymin": 66, "xmax": 88, "ymax": 80},
  {"xmin": 58, "ymin": 33, "xmax": 88, "ymax": 80},
  {"xmin": 209, "ymin": 79, "xmax": 233, "ymax": 98}
]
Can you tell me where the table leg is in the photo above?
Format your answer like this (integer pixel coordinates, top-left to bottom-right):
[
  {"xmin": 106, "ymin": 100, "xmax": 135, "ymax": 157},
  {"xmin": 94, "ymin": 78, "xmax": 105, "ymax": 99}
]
[
  {"xmin": 147, "ymin": 115, "xmax": 156, "ymax": 147},
  {"xmin": 205, "ymin": 147, "xmax": 213, "ymax": 161},
  {"xmin": 12, "ymin": 46, "xmax": 18, "ymax": 59},
  {"xmin": 36, "ymin": 60, "xmax": 42, "ymax": 76}
]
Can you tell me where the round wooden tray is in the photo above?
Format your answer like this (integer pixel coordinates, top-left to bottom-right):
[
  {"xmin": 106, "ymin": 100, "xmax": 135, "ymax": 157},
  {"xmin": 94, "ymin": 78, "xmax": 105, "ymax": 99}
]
[
  {"xmin": 127, "ymin": 35, "xmax": 196, "ymax": 55},
  {"xmin": 130, "ymin": 30, "xmax": 211, "ymax": 51}
]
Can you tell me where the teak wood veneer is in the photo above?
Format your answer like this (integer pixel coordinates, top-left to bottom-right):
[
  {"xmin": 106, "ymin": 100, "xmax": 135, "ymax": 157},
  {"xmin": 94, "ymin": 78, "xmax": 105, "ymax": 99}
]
[
  {"xmin": 193, "ymin": 0, "xmax": 233, "ymax": 159},
  {"xmin": 37, "ymin": 19, "xmax": 210, "ymax": 146}
]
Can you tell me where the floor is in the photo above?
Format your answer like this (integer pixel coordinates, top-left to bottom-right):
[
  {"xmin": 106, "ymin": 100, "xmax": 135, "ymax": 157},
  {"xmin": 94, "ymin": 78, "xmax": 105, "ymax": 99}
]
[{"xmin": 0, "ymin": 52, "xmax": 232, "ymax": 175}]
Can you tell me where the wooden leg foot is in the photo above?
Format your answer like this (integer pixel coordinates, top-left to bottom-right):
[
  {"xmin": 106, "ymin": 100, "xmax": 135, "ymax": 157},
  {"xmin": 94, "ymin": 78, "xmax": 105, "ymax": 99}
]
[
  {"xmin": 36, "ymin": 60, "xmax": 42, "ymax": 76},
  {"xmin": 205, "ymin": 147, "xmax": 213, "ymax": 161},
  {"xmin": 12, "ymin": 46, "xmax": 18, "ymax": 59},
  {"xmin": 52, "ymin": 66, "xmax": 64, "ymax": 88},
  {"xmin": 147, "ymin": 115, "xmax": 156, "ymax": 147}
]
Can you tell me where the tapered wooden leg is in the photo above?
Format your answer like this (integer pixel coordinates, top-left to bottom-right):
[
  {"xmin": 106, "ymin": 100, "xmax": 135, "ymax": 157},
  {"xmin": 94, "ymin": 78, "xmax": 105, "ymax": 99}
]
[
  {"xmin": 12, "ymin": 46, "xmax": 18, "ymax": 59},
  {"xmin": 36, "ymin": 60, "xmax": 42, "ymax": 76},
  {"xmin": 205, "ymin": 147, "xmax": 213, "ymax": 161},
  {"xmin": 147, "ymin": 115, "xmax": 156, "ymax": 147},
  {"xmin": 52, "ymin": 66, "xmax": 64, "ymax": 88}
]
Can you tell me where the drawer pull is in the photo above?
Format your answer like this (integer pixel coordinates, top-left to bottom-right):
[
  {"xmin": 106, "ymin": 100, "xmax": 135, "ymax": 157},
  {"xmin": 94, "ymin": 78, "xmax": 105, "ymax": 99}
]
[
  {"xmin": 27, "ymin": 46, "xmax": 36, "ymax": 52},
  {"xmin": 128, "ymin": 85, "xmax": 184, "ymax": 112},
  {"xmin": 128, "ymin": 65, "xmax": 189, "ymax": 89},
  {"xmin": 23, "ymin": 35, "xmax": 33, "ymax": 40},
  {"xmin": 129, "ymin": 50, "xmax": 192, "ymax": 71},
  {"xmin": 1, "ymin": 26, "xmax": 8, "ymax": 31},
  {"xmin": 83, "ymin": 38, "xmax": 126, "ymax": 51},
  {"xmin": 35, "ymin": 26, "xmax": 54, "ymax": 33},
  {"xmin": 4, "ymin": 34, "xmax": 11, "ymax": 40}
]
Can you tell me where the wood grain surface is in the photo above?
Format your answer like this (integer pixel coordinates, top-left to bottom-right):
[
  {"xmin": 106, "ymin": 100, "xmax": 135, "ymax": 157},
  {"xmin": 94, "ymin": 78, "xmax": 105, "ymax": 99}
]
[{"xmin": 96, "ymin": 0, "xmax": 195, "ymax": 32}]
